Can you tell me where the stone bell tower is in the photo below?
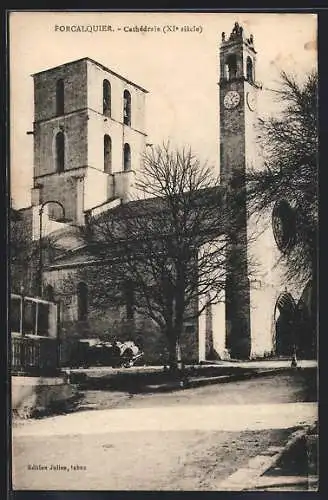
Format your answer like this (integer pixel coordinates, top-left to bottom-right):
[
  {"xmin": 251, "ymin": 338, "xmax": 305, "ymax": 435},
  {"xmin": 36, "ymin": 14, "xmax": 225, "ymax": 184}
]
[
  {"xmin": 219, "ymin": 22, "xmax": 262, "ymax": 359},
  {"xmin": 31, "ymin": 57, "xmax": 147, "ymax": 225}
]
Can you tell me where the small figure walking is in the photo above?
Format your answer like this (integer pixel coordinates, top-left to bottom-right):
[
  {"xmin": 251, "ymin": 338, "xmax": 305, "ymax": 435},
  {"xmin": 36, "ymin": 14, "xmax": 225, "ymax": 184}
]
[{"xmin": 291, "ymin": 344, "xmax": 298, "ymax": 368}]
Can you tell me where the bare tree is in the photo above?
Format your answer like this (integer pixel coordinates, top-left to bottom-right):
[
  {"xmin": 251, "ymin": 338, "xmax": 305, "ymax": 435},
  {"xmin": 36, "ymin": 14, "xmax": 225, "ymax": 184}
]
[
  {"xmin": 247, "ymin": 71, "xmax": 318, "ymax": 288},
  {"xmin": 10, "ymin": 208, "xmax": 60, "ymax": 298},
  {"xmin": 10, "ymin": 209, "xmax": 39, "ymax": 295},
  {"xmin": 80, "ymin": 143, "xmax": 232, "ymax": 372},
  {"xmin": 245, "ymin": 71, "xmax": 318, "ymax": 358}
]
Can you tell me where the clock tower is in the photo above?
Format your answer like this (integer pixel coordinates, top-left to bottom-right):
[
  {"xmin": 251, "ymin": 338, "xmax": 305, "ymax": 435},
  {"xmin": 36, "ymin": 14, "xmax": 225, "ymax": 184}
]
[{"xmin": 219, "ymin": 22, "xmax": 262, "ymax": 359}]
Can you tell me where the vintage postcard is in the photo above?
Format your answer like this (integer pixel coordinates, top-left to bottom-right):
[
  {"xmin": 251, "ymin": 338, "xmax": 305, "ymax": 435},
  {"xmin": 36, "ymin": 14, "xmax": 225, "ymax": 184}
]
[{"xmin": 9, "ymin": 10, "xmax": 318, "ymax": 491}]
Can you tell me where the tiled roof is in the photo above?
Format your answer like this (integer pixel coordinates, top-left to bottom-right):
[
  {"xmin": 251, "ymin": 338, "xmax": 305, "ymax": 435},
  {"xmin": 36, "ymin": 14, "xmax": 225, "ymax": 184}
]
[
  {"xmin": 47, "ymin": 186, "xmax": 226, "ymax": 270},
  {"xmin": 101, "ymin": 185, "xmax": 225, "ymax": 219}
]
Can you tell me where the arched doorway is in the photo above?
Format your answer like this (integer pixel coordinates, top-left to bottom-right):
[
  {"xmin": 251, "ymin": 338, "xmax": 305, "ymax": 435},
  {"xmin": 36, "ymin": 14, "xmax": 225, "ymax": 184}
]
[
  {"xmin": 77, "ymin": 282, "xmax": 88, "ymax": 321},
  {"xmin": 45, "ymin": 284, "xmax": 55, "ymax": 302},
  {"xmin": 274, "ymin": 292, "xmax": 296, "ymax": 357}
]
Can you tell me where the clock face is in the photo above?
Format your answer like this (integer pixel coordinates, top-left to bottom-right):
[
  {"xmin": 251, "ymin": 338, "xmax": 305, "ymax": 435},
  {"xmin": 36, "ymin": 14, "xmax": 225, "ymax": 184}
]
[
  {"xmin": 246, "ymin": 92, "xmax": 256, "ymax": 111},
  {"xmin": 223, "ymin": 91, "xmax": 240, "ymax": 109}
]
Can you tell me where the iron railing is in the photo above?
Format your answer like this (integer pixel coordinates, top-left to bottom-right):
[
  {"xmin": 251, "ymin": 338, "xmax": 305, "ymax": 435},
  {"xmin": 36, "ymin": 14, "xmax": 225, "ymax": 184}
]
[
  {"xmin": 11, "ymin": 293, "xmax": 60, "ymax": 376},
  {"xmin": 11, "ymin": 334, "xmax": 59, "ymax": 376}
]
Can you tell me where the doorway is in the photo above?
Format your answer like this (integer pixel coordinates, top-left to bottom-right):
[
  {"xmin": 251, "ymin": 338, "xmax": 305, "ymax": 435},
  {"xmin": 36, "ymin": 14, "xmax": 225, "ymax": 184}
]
[{"xmin": 274, "ymin": 292, "xmax": 296, "ymax": 357}]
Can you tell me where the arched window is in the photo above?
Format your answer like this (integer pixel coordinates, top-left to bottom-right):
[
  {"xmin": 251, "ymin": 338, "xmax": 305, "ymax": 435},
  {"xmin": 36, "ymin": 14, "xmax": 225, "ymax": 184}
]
[
  {"xmin": 104, "ymin": 135, "xmax": 112, "ymax": 173},
  {"xmin": 56, "ymin": 79, "xmax": 64, "ymax": 116},
  {"xmin": 225, "ymin": 54, "xmax": 237, "ymax": 80},
  {"xmin": 124, "ymin": 143, "xmax": 131, "ymax": 171},
  {"xmin": 55, "ymin": 132, "xmax": 65, "ymax": 173},
  {"xmin": 123, "ymin": 90, "xmax": 131, "ymax": 126},
  {"xmin": 103, "ymin": 79, "xmax": 111, "ymax": 116},
  {"xmin": 246, "ymin": 57, "xmax": 253, "ymax": 82},
  {"xmin": 77, "ymin": 282, "xmax": 88, "ymax": 321},
  {"xmin": 45, "ymin": 284, "xmax": 55, "ymax": 302},
  {"xmin": 272, "ymin": 200, "xmax": 296, "ymax": 253}
]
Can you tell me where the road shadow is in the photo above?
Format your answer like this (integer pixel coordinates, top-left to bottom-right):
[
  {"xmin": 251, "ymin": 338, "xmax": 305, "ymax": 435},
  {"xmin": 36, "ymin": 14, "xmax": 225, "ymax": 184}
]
[{"xmin": 70, "ymin": 366, "xmax": 256, "ymax": 393}]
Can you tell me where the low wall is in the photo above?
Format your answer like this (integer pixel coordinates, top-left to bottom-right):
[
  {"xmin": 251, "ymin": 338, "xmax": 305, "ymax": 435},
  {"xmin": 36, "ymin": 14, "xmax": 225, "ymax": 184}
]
[
  {"xmin": 12, "ymin": 375, "xmax": 80, "ymax": 419},
  {"xmin": 59, "ymin": 315, "xmax": 199, "ymax": 366}
]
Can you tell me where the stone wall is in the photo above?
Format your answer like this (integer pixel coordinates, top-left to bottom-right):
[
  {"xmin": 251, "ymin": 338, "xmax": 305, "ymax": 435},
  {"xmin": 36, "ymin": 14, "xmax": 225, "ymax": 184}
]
[
  {"xmin": 86, "ymin": 110, "xmax": 145, "ymax": 179},
  {"xmin": 12, "ymin": 375, "xmax": 79, "ymax": 419},
  {"xmin": 33, "ymin": 59, "xmax": 88, "ymax": 122},
  {"xmin": 32, "ymin": 58, "xmax": 147, "ymax": 225},
  {"xmin": 34, "ymin": 111, "xmax": 88, "ymax": 178},
  {"xmin": 36, "ymin": 172, "xmax": 82, "ymax": 222},
  {"xmin": 44, "ymin": 265, "xmax": 199, "ymax": 365},
  {"xmin": 247, "ymin": 209, "xmax": 306, "ymax": 358},
  {"xmin": 86, "ymin": 59, "xmax": 146, "ymax": 134}
]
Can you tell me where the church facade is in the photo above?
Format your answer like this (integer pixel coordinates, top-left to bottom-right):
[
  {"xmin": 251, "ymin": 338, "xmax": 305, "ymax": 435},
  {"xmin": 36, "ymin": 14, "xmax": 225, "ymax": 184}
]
[{"xmin": 16, "ymin": 23, "xmax": 316, "ymax": 364}]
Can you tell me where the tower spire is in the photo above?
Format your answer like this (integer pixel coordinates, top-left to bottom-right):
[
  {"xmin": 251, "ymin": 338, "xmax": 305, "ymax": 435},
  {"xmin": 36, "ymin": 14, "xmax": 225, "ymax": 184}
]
[{"xmin": 221, "ymin": 22, "xmax": 256, "ymax": 53}]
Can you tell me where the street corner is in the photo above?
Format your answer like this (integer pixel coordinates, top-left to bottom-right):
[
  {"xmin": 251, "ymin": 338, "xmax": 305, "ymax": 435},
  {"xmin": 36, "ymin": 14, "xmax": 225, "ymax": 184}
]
[
  {"xmin": 256, "ymin": 422, "xmax": 319, "ymax": 491},
  {"xmin": 217, "ymin": 423, "xmax": 319, "ymax": 492}
]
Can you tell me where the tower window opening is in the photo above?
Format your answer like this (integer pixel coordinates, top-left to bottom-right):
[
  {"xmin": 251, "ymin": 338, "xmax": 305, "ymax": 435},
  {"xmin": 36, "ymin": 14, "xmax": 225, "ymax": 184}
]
[
  {"xmin": 77, "ymin": 281, "xmax": 88, "ymax": 321},
  {"xmin": 56, "ymin": 79, "xmax": 64, "ymax": 116},
  {"xmin": 103, "ymin": 79, "xmax": 111, "ymax": 116},
  {"xmin": 104, "ymin": 135, "xmax": 112, "ymax": 173},
  {"xmin": 225, "ymin": 54, "xmax": 237, "ymax": 80},
  {"xmin": 123, "ymin": 90, "xmax": 131, "ymax": 126},
  {"xmin": 246, "ymin": 57, "xmax": 254, "ymax": 82},
  {"xmin": 124, "ymin": 143, "xmax": 131, "ymax": 171},
  {"xmin": 55, "ymin": 132, "xmax": 65, "ymax": 173}
]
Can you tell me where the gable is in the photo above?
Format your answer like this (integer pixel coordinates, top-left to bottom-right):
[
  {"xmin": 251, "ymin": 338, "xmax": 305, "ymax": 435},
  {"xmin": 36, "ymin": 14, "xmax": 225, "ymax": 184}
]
[
  {"xmin": 46, "ymin": 247, "xmax": 100, "ymax": 269},
  {"xmin": 48, "ymin": 225, "xmax": 86, "ymax": 252}
]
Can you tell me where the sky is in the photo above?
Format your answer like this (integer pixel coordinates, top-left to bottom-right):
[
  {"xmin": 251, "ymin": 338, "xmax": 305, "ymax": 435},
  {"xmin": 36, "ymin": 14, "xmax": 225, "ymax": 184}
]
[{"xmin": 9, "ymin": 11, "xmax": 317, "ymax": 209}]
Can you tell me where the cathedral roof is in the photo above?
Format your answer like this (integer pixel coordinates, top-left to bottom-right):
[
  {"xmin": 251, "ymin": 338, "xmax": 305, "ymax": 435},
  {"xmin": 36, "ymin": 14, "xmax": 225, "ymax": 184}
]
[
  {"xmin": 107, "ymin": 185, "xmax": 225, "ymax": 218},
  {"xmin": 46, "ymin": 185, "xmax": 226, "ymax": 271}
]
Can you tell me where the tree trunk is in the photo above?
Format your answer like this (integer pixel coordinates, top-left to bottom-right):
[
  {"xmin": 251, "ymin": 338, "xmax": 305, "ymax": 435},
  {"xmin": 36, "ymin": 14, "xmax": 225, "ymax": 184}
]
[
  {"xmin": 166, "ymin": 289, "xmax": 185, "ymax": 376},
  {"xmin": 168, "ymin": 334, "xmax": 178, "ymax": 372},
  {"xmin": 167, "ymin": 333, "xmax": 184, "ymax": 378},
  {"xmin": 176, "ymin": 338, "xmax": 183, "ymax": 371}
]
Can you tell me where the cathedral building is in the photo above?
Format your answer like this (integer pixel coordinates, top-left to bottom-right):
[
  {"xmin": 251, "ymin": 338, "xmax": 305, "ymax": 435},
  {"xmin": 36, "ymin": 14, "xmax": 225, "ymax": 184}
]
[{"xmin": 15, "ymin": 23, "xmax": 316, "ymax": 363}]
